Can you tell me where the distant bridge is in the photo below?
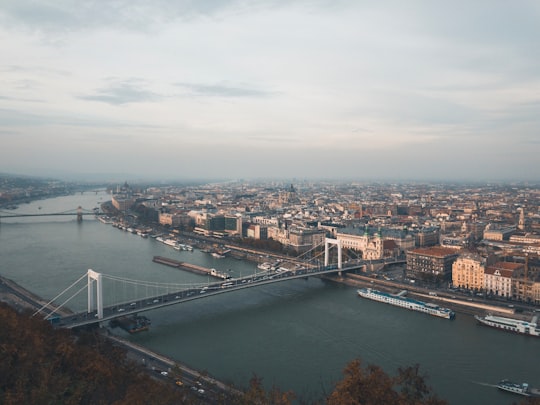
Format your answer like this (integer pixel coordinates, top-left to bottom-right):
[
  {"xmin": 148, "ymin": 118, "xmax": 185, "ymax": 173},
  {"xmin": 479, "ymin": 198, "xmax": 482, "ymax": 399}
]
[{"xmin": 0, "ymin": 207, "xmax": 104, "ymax": 221}]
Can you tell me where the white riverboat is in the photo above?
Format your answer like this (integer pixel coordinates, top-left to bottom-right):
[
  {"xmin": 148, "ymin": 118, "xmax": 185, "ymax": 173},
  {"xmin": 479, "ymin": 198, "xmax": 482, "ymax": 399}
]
[
  {"xmin": 474, "ymin": 314, "xmax": 540, "ymax": 337},
  {"xmin": 357, "ymin": 288, "xmax": 455, "ymax": 319},
  {"xmin": 497, "ymin": 380, "xmax": 540, "ymax": 397}
]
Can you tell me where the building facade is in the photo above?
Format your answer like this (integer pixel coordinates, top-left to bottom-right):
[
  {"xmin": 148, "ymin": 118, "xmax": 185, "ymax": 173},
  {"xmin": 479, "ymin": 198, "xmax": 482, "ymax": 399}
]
[
  {"xmin": 483, "ymin": 226, "xmax": 515, "ymax": 241},
  {"xmin": 414, "ymin": 227, "xmax": 440, "ymax": 247},
  {"xmin": 452, "ymin": 254, "xmax": 486, "ymax": 291},
  {"xmin": 406, "ymin": 246, "xmax": 459, "ymax": 283},
  {"xmin": 336, "ymin": 228, "xmax": 384, "ymax": 260},
  {"xmin": 193, "ymin": 213, "xmax": 242, "ymax": 236},
  {"xmin": 511, "ymin": 265, "xmax": 540, "ymax": 304},
  {"xmin": 484, "ymin": 262, "xmax": 520, "ymax": 298}
]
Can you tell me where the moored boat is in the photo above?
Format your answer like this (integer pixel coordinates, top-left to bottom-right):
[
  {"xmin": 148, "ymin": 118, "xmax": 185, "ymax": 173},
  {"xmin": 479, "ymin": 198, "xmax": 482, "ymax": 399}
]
[
  {"xmin": 162, "ymin": 238, "xmax": 178, "ymax": 247},
  {"xmin": 357, "ymin": 288, "xmax": 455, "ymax": 319},
  {"xmin": 474, "ymin": 314, "xmax": 539, "ymax": 337}
]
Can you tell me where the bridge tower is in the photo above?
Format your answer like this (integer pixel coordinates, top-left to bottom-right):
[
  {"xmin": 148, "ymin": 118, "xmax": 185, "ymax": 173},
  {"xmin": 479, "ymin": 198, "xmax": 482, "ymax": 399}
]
[
  {"xmin": 87, "ymin": 269, "xmax": 103, "ymax": 319},
  {"xmin": 324, "ymin": 238, "xmax": 342, "ymax": 269},
  {"xmin": 77, "ymin": 206, "xmax": 83, "ymax": 223}
]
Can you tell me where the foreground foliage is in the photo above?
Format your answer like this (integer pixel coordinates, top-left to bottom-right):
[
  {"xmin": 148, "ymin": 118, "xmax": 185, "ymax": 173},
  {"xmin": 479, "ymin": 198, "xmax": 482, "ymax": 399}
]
[
  {"xmin": 0, "ymin": 303, "xmax": 186, "ymax": 405},
  {"xmin": 327, "ymin": 359, "xmax": 447, "ymax": 405}
]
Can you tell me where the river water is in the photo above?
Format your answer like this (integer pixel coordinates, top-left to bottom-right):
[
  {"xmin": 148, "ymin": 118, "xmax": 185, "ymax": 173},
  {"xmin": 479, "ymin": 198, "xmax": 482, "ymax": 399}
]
[{"xmin": 1, "ymin": 191, "xmax": 539, "ymax": 405}]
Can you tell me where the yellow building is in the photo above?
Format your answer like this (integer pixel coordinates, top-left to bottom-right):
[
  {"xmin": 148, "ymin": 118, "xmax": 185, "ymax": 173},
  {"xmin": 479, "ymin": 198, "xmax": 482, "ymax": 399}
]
[
  {"xmin": 509, "ymin": 263, "xmax": 539, "ymax": 304},
  {"xmin": 531, "ymin": 282, "xmax": 540, "ymax": 305},
  {"xmin": 452, "ymin": 254, "xmax": 486, "ymax": 291}
]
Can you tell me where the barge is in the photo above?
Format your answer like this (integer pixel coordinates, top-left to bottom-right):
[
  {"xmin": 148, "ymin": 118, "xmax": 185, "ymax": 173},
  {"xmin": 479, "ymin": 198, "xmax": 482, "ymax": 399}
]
[{"xmin": 152, "ymin": 256, "xmax": 230, "ymax": 279}]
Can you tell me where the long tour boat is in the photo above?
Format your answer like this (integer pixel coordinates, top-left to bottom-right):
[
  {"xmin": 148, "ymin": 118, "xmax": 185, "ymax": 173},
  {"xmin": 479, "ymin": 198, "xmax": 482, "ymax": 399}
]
[{"xmin": 357, "ymin": 288, "xmax": 455, "ymax": 319}]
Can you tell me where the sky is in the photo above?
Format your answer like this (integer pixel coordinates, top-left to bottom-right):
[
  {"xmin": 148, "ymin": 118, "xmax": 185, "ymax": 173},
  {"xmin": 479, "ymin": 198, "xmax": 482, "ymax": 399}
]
[{"xmin": 1, "ymin": 0, "xmax": 539, "ymax": 182}]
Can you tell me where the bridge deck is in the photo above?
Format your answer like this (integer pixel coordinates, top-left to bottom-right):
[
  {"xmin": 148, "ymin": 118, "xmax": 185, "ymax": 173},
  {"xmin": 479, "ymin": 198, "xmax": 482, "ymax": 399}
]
[{"xmin": 62, "ymin": 263, "xmax": 369, "ymax": 329}]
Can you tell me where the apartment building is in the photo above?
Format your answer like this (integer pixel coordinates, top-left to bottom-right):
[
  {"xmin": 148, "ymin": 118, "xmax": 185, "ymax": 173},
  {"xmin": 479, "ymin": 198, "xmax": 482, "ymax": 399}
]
[
  {"xmin": 406, "ymin": 246, "xmax": 459, "ymax": 282},
  {"xmin": 484, "ymin": 262, "xmax": 522, "ymax": 298},
  {"xmin": 452, "ymin": 254, "xmax": 486, "ymax": 290}
]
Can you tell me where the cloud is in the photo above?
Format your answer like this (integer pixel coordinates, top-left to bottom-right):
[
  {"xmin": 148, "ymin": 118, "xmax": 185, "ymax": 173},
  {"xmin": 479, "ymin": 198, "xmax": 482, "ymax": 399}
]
[
  {"xmin": 0, "ymin": 0, "xmax": 281, "ymax": 33},
  {"xmin": 175, "ymin": 82, "xmax": 274, "ymax": 98},
  {"xmin": 0, "ymin": 107, "xmax": 162, "ymax": 131},
  {"xmin": 79, "ymin": 79, "xmax": 162, "ymax": 105},
  {"xmin": 0, "ymin": 108, "xmax": 51, "ymax": 127},
  {"xmin": 1, "ymin": 1, "xmax": 539, "ymax": 182}
]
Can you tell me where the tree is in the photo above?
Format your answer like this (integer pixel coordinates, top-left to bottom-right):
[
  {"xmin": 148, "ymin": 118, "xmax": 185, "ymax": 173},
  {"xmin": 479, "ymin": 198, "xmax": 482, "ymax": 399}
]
[
  {"xmin": 396, "ymin": 364, "xmax": 447, "ymax": 405},
  {"xmin": 517, "ymin": 398, "xmax": 540, "ymax": 405},
  {"xmin": 327, "ymin": 359, "xmax": 399, "ymax": 405},
  {"xmin": 327, "ymin": 359, "xmax": 448, "ymax": 405},
  {"xmin": 236, "ymin": 374, "xmax": 295, "ymax": 405}
]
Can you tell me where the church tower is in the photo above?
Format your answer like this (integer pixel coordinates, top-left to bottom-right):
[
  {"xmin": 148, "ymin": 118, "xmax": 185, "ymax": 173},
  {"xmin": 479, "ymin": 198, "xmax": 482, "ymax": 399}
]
[{"xmin": 518, "ymin": 208, "xmax": 525, "ymax": 231}]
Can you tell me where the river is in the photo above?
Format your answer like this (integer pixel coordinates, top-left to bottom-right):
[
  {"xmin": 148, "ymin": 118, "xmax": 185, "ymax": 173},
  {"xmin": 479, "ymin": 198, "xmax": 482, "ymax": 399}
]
[{"xmin": 0, "ymin": 191, "xmax": 538, "ymax": 405}]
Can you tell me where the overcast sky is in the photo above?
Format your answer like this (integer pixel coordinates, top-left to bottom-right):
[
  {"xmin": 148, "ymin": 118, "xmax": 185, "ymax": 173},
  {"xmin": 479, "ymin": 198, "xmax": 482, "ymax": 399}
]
[{"xmin": 1, "ymin": 1, "xmax": 539, "ymax": 182}]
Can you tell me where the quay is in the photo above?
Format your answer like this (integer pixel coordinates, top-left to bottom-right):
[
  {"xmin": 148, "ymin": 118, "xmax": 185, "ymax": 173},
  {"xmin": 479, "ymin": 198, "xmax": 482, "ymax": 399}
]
[{"xmin": 152, "ymin": 256, "xmax": 230, "ymax": 279}]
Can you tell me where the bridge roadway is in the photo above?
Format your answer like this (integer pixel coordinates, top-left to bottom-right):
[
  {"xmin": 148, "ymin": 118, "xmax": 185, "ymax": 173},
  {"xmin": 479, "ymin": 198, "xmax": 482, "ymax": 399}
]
[{"xmin": 61, "ymin": 263, "xmax": 369, "ymax": 329}]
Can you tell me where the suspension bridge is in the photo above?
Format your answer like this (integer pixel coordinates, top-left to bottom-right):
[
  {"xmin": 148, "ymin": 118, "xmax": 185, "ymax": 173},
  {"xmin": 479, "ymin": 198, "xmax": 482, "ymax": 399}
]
[
  {"xmin": 33, "ymin": 238, "xmax": 380, "ymax": 329},
  {"xmin": 0, "ymin": 206, "xmax": 103, "ymax": 222}
]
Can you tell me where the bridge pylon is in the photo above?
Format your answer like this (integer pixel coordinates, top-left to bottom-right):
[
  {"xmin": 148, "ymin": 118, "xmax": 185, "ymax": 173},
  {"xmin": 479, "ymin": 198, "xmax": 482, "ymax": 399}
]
[
  {"xmin": 324, "ymin": 238, "xmax": 342, "ymax": 270},
  {"xmin": 77, "ymin": 206, "xmax": 83, "ymax": 222},
  {"xmin": 88, "ymin": 269, "xmax": 103, "ymax": 319}
]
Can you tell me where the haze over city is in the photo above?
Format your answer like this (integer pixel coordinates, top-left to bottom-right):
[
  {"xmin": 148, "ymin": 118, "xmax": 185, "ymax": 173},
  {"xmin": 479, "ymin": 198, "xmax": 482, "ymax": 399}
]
[{"xmin": 1, "ymin": 1, "xmax": 539, "ymax": 182}]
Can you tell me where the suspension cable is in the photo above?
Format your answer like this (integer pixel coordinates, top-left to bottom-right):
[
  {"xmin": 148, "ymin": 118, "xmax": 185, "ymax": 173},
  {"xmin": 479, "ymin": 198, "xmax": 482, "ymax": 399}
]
[
  {"xmin": 102, "ymin": 273, "xmax": 198, "ymax": 289},
  {"xmin": 295, "ymin": 239, "xmax": 327, "ymax": 261},
  {"xmin": 32, "ymin": 272, "xmax": 88, "ymax": 317},
  {"xmin": 43, "ymin": 282, "xmax": 89, "ymax": 319}
]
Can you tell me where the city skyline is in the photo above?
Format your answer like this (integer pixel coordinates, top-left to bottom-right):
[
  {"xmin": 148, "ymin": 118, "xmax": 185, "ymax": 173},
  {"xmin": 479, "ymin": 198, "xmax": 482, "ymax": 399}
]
[{"xmin": 1, "ymin": 1, "xmax": 539, "ymax": 182}]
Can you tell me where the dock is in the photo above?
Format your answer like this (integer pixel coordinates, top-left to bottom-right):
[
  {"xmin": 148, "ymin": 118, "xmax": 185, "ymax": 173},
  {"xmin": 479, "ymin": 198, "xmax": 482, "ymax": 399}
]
[{"xmin": 152, "ymin": 256, "xmax": 230, "ymax": 279}]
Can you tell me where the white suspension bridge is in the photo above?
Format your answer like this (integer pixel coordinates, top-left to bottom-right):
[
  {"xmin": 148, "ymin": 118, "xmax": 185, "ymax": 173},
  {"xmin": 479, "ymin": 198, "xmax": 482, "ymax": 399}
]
[{"xmin": 33, "ymin": 238, "xmax": 400, "ymax": 329}]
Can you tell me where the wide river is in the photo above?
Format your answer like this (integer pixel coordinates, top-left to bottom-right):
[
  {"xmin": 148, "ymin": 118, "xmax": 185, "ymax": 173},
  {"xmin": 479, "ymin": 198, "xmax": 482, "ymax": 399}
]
[{"xmin": 0, "ymin": 191, "xmax": 538, "ymax": 405}]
